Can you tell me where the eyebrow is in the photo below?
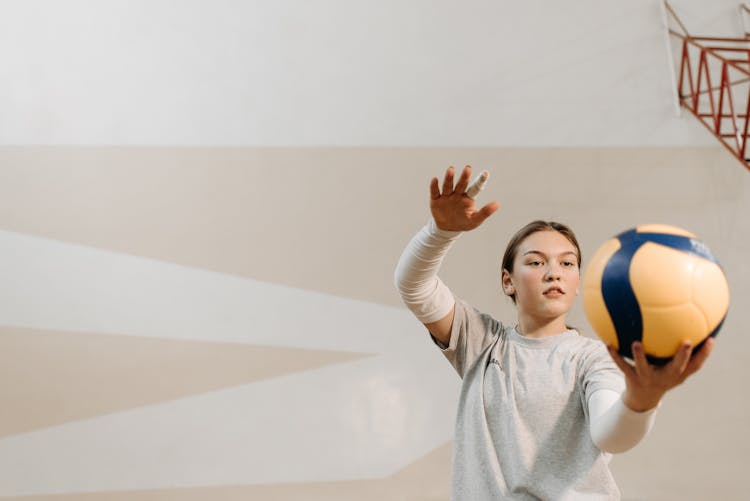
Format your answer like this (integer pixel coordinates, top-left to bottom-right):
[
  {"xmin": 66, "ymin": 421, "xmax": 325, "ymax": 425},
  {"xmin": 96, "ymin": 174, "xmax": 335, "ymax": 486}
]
[{"xmin": 522, "ymin": 250, "xmax": 578, "ymax": 258}]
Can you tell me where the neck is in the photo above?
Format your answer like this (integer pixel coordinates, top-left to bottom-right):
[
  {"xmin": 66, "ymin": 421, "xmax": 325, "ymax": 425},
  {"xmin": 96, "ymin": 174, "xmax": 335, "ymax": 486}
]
[{"xmin": 516, "ymin": 314, "xmax": 569, "ymax": 338}]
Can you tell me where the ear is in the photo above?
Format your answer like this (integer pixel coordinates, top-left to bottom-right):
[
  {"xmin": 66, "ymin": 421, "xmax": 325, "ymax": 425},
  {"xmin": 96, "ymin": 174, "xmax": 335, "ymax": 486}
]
[{"xmin": 501, "ymin": 269, "xmax": 514, "ymax": 295}]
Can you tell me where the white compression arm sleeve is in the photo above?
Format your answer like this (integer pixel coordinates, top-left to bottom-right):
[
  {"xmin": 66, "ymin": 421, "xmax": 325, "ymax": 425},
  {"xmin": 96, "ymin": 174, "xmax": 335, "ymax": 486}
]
[
  {"xmin": 394, "ymin": 170, "xmax": 490, "ymax": 323},
  {"xmin": 588, "ymin": 389, "xmax": 659, "ymax": 453},
  {"xmin": 394, "ymin": 219, "xmax": 460, "ymax": 323}
]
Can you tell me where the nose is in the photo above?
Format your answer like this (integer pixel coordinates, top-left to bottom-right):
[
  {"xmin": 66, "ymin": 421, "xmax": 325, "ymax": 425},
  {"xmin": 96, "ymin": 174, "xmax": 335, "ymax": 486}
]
[{"xmin": 544, "ymin": 263, "xmax": 562, "ymax": 281}]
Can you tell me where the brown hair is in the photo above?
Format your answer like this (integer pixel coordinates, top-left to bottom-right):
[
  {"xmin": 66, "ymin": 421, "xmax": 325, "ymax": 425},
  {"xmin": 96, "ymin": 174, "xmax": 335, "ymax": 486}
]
[{"xmin": 501, "ymin": 220, "xmax": 582, "ymax": 304}]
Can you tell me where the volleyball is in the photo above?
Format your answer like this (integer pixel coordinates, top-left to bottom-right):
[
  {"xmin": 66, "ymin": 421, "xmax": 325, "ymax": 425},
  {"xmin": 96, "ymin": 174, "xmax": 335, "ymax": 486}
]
[{"xmin": 582, "ymin": 224, "xmax": 729, "ymax": 364}]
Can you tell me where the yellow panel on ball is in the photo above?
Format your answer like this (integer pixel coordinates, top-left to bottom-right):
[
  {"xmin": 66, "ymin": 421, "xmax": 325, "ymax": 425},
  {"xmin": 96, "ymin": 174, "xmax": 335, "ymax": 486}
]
[
  {"xmin": 582, "ymin": 237, "xmax": 621, "ymax": 349},
  {"xmin": 640, "ymin": 303, "xmax": 707, "ymax": 357},
  {"xmin": 629, "ymin": 242, "xmax": 695, "ymax": 306},
  {"xmin": 692, "ymin": 259, "xmax": 730, "ymax": 331},
  {"xmin": 636, "ymin": 224, "xmax": 696, "ymax": 238}
]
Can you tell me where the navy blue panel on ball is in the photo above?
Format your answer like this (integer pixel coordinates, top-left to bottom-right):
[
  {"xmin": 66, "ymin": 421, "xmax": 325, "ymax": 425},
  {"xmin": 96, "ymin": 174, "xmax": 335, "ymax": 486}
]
[
  {"xmin": 601, "ymin": 229, "xmax": 643, "ymax": 360},
  {"xmin": 618, "ymin": 229, "xmax": 720, "ymax": 265},
  {"xmin": 600, "ymin": 228, "xmax": 721, "ymax": 361}
]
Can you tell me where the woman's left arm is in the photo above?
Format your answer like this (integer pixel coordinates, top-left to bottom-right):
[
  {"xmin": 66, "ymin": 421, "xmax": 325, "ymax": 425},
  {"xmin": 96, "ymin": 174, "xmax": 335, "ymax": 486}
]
[{"xmin": 589, "ymin": 338, "xmax": 715, "ymax": 453}]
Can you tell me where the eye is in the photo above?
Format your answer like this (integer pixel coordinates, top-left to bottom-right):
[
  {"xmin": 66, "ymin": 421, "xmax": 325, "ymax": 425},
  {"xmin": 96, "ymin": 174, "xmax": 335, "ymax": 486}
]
[
  {"xmin": 562, "ymin": 261, "xmax": 576, "ymax": 268},
  {"xmin": 527, "ymin": 260, "xmax": 543, "ymax": 266}
]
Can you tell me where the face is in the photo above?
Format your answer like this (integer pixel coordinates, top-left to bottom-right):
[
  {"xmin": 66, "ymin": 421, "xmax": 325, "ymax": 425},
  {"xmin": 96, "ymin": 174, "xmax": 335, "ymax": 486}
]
[{"xmin": 502, "ymin": 230, "xmax": 580, "ymax": 322}]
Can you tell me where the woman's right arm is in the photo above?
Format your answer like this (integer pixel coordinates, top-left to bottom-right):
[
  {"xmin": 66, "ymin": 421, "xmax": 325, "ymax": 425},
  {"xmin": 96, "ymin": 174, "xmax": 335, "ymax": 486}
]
[
  {"xmin": 394, "ymin": 166, "xmax": 499, "ymax": 345},
  {"xmin": 394, "ymin": 219, "xmax": 460, "ymax": 346}
]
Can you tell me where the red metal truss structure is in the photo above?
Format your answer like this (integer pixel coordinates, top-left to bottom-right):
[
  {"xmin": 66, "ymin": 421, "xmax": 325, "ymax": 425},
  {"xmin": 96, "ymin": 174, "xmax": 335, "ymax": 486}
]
[{"xmin": 663, "ymin": 1, "xmax": 750, "ymax": 171}]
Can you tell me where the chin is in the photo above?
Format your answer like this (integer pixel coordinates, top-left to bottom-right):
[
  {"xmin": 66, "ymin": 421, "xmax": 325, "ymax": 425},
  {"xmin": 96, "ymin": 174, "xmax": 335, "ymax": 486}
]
[
  {"xmin": 539, "ymin": 304, "xmax": 574, "ymax": 318},
  {"xmin": 518, "ymin": 298, "xmax": 573, "ymax": 319}
]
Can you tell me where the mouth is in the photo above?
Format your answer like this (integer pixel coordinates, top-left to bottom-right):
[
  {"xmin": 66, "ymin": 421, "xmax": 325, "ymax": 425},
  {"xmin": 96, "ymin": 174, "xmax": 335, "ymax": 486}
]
[{"xmin": 543, "ymin": 287, "xmax": 565, "ymax": 296}]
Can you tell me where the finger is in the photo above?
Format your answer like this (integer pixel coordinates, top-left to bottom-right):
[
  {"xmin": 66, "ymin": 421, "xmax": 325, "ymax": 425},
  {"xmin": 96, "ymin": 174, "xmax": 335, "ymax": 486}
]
[
  {"xmin": 441, "ymin": 166, "xmax": 455, "ymax": 195},
  {"xmin": 465, "ymin": 170, "xmax": 489, "ymax": 199},
  {"xmin": 631, "ymin": 342, "xmax": 651, "ymax": 378},
  {"xmin": 430, "ymin": 177, "xmax": 441, "ymax": 200},
  {"xmin": 607, "ymin": 344, "xmax": 637, "ymax": 380},
  {"xmin": 668, "ymin": 341, "xmax": 693, "ymax": 376},
  {"xmin": 470, "ymin": 201, "xmax": 500, "ymax": 226},
  {"xmin": 683, "ymin": 337, "xmax": 715, "ymax": 378},
  {"xmin": 454, "ymin": 165, "xmax": 472, "ymax": 195}
]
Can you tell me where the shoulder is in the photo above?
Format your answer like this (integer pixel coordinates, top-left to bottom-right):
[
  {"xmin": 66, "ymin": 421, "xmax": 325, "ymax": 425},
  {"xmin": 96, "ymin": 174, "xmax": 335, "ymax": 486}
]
[
  {"xmin": 567, "ymin": 332, "xmax": 625, "ymax": 395},
  {"xmin": 565, "ymin": 332, "xmax": 624, "ymax": 389},
  {"xmin": 453, "ymin": 298, "xmax": 504, "ymax": 335},
  {"xmin": 564, "ymin": 332, "xmax": 615, "ymax": 369}
]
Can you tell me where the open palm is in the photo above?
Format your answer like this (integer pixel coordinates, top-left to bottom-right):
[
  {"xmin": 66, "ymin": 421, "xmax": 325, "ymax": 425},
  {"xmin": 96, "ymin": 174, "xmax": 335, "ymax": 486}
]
[{"xmin": 430, "ymin": 166, "xmax": 500, "ymax": 231}]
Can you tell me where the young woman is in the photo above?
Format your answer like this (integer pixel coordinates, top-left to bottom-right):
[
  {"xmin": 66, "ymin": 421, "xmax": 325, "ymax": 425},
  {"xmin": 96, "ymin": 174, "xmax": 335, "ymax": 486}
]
[{"xmin": 394, "ymin": 166, "xmax": 713, "ymax": 500}]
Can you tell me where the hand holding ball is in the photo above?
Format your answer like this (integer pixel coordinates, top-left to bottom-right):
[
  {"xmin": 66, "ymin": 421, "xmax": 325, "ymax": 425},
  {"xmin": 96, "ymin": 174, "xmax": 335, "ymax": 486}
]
[{"xmin": 583, "ymin": 225, "xmax": 729, "ymax": 364}]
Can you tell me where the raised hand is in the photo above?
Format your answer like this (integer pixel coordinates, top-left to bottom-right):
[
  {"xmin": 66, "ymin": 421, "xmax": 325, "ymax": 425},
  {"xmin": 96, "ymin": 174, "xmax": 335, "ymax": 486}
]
[
  {"xmin": 430, "ymin": 166, "xmax": 500, "ymax": 232},
  {"xmin": 607, "ymin": 338, "xmax": 715, "ymax": 412}
]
